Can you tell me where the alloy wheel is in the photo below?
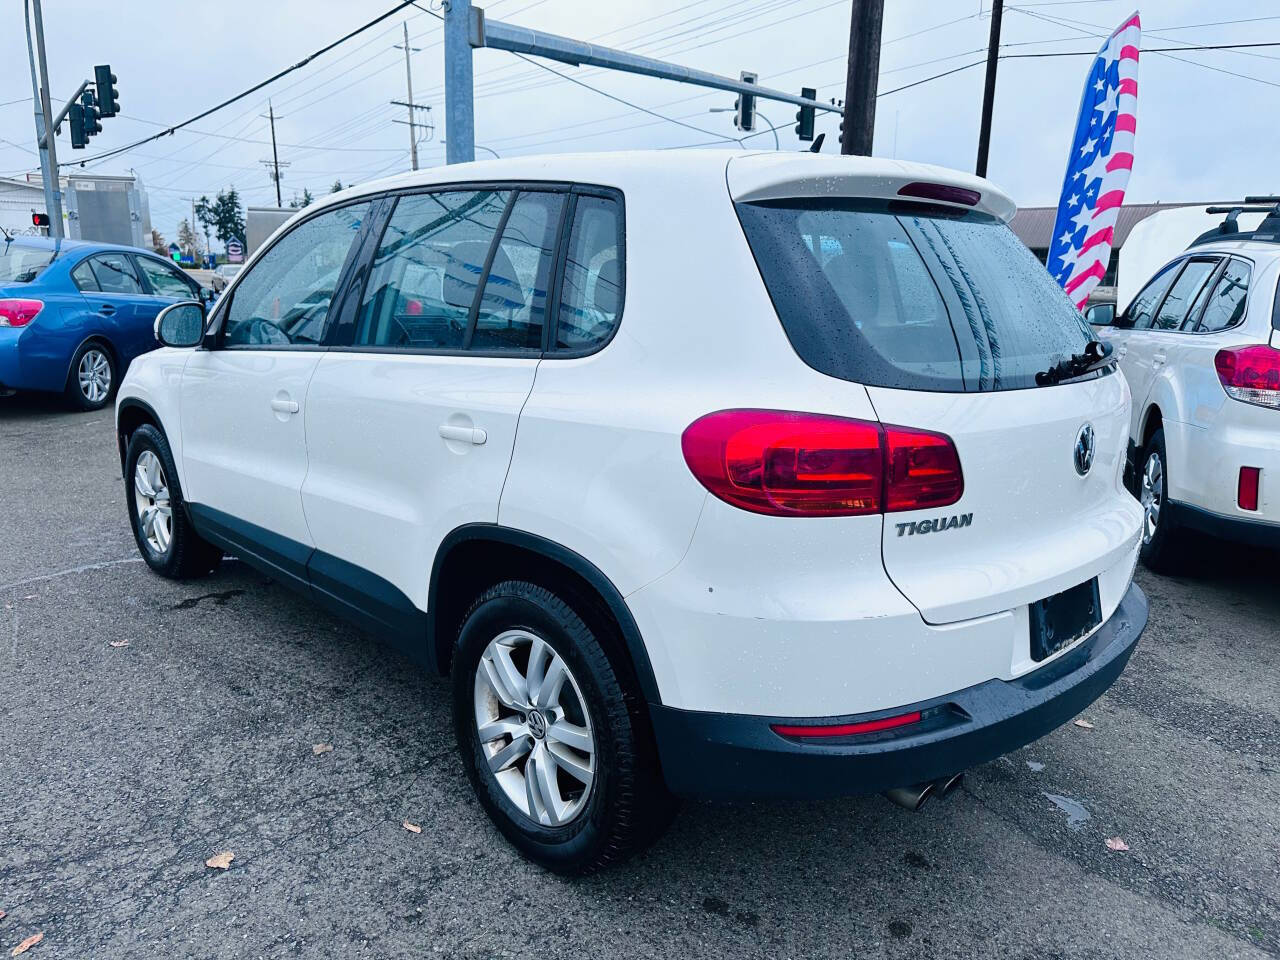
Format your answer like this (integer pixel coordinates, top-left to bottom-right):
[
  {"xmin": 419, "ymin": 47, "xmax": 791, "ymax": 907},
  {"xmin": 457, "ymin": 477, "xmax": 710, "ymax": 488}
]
[
  {"xmin": 473, "ymin": 629, "xmax": 596, "ymax": 827},
  {"xmin": 1140, "ymin": 451, "xmax": 1163, "ymax": 545},
  {"xmin": 134, "ymin": 450, "xmax": 173, "ymax": 555},
  {"xmin": 78, "ymin": 348, "xmax": 112, "ymax": 404}
]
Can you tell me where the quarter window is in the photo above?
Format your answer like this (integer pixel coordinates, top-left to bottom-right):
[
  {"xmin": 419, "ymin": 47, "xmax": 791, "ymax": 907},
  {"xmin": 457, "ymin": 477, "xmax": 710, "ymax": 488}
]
[
  {"xmin": 71, "ymin": 259, "xmax": 99, "ymax": 292},
  {"xmin": 472, "ymin": 191, "xmax": 564, "ymax": 351},
  {"xmin": 1152, "ymin": 259, "xmax": 1217, "ymax": 331},
  {"xmin": 556, "ymin": 195, "xmax": 624, "ymax": 351},
  {"xmin": 355, "ymin": 190, "xmax": 510, "ymax": 349},
  {"xmin": 1196, "ymin": 258, "xmax": 1251, "ymax": 333},
  {"xmin": 137, "ymin": 257, "xmax": 197, "ymax": 298},
  {"xmin": 223, "ymin": 201, "xmax": 370, "ymax": 348},
  {"xmin": 88, "ymin": 253, "xmax": 143, "ymax": 295}
]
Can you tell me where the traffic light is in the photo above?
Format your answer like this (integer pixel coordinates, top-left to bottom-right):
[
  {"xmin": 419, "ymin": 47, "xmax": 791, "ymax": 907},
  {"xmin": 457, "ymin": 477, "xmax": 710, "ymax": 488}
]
[
  {"xmin": 94, "ymin": 64, "xmax": 120, "ymax": 117},
  {"xmin": 734, "ymin": 71, "xmax": 757, "ymax": 133},
  {"xmin": 31, "ymin": 213, "xmax": 50, "ymax": 228},
  {"xmin": 69, "ymin": 104, "xmax": 86, "ymax": 149},
  {"xmin": 81, "ymin": 90, "xmax": 102, "ymax": 138},
  {"xmin": 795, "ymin": 86, "xmax": 816, "ymax": 142}
]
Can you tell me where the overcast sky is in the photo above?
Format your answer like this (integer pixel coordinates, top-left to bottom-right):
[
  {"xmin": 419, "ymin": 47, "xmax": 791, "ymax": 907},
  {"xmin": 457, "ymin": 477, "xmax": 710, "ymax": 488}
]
[{"xmin": 3, "ymin": 0, "xmax": 1276, "ymax": 243}]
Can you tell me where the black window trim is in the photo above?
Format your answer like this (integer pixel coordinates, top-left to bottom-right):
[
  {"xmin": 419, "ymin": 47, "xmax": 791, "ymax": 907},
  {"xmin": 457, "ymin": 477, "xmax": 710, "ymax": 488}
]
[
  {"xmin": 320, "ymin": 179, "xmax": 626, "ymax": 360},
  {"xmin": 1188, "ymin": 254, "xmax": 1254, "ymax": 336},
  {"xmin": 211, "ymin": 195, "xmax": 378, "ymax": 353}
]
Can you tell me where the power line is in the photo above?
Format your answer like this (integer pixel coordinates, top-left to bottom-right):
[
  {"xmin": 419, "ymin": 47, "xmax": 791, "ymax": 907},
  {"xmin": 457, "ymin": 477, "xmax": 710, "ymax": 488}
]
[{"xmin": 68, "ymin": 0, "xmax": 420, "ymax": 167}]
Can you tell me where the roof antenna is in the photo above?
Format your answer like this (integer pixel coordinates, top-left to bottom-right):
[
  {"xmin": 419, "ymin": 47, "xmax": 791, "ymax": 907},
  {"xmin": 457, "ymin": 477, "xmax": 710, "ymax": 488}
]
[
  {"xmin": 0, "ymin": 224, "xmax": 12, "ymax": 244},
  {"xmin": 808, "ymin": 132, "xmax": 825, "ymax": 154}
]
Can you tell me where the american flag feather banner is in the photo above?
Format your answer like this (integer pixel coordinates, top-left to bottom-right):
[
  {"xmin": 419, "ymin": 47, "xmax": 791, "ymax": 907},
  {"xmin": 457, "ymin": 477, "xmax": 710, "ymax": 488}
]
[{"xmin": 1048, "ymin": 11, "xmax": 1141, "ymax": 310}]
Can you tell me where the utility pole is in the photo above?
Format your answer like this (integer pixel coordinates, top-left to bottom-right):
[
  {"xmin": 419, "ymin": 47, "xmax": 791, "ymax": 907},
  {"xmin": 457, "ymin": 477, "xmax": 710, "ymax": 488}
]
[
  {"xmin": 840, "ymin": 0, "xmax": 884, "ymax": 156},
  {"xmin": 24, "ymin": 0, "xmax": 63, "ymax": 237},
  {"xmin": 975, "ymin": 0, "xmax": 1004, "ymax": 178},
  {"xmin": 397, "ymin": 22, "xmax": 420, "ymax": 171},
  {"xmin": 262, "ymin": 101, "xmax": 284, "ymax": 206},
  {"xmin": 443, "ymin": 0, "xmax": 476, "ymax": 164}
]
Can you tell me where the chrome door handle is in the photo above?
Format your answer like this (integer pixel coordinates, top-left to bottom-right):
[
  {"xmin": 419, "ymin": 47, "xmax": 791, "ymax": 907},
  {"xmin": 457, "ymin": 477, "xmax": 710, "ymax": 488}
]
[
  {"xmin": 439, "ymin": 424, "xmax": 487, "ymax": 445},
  {"xmin": 271, "ymin": 398, "xmax": 300, "ymax": 414}
]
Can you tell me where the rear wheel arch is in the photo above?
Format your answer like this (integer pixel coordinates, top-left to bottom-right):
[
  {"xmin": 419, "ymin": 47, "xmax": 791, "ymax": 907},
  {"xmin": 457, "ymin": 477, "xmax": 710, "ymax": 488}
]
[
  {"xmin": 1140, "ymin": 405, "xmax": 1163, "ymax": 447},
  {"xmin": 427, "ymin": 524, "xmax": 663, "ymax": 706}
]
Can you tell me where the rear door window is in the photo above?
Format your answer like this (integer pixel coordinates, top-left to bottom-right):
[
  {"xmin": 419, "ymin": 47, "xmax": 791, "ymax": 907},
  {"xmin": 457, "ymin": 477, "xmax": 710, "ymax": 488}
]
[
  {"xmin": 1151, "ymin": 258, "xmax": 1217, "ymax": 331},
  {"xmin": 89, "ymin": 253, "xmax": 143, "ymax": 295},
  {"xmin": 472, "ymin": 191, "xmax": 564, "ymax": 351},
  {"xmin": 1196, "ymin": 258, "xmax": 1251, "ymax": 333},
  {"xmin": 354, "ymin": 190, "xmax": 510, "ymax": 350},
  {"xmin": 736, "ymin": 199, "xmax": 1093, "ymax": 392}
]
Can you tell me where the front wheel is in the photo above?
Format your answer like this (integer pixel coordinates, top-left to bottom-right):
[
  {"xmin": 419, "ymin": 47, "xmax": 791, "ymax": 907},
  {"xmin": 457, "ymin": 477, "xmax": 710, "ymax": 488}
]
[
  {"xmin": 125, "ymin": 424, "xmax": 222, "ymax": 579},
  {"xmin": 453, "ymin": 580, "xmax": 675, "ymax": 874},
  {"xmin": 1138, "ymin": 429, "xmax": 1182, "ymax": 573}
]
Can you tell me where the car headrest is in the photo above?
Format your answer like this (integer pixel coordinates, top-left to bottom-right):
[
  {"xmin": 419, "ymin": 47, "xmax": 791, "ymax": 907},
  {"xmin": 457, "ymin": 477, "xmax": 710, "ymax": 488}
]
[
  {"xmin": 443, "ymin": 241, "xmax": 521, "ymax": 312},
  {"xmin": 592, "ymin": 256, "xmax": 621, "ymax": 316}
]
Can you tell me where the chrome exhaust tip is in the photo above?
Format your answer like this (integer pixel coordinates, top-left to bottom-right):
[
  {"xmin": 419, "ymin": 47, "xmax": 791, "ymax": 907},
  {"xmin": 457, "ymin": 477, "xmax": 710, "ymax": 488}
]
[{"xmin": 883, "ymin": 782, "xmax": 935, "ymax": 811}]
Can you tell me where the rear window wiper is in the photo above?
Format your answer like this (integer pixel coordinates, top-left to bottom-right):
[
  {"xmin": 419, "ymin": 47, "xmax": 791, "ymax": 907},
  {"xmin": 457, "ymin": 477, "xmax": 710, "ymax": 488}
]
[{"xmin": 1035, "ymin": 340, "xmax": 1115, "ymax": 387}]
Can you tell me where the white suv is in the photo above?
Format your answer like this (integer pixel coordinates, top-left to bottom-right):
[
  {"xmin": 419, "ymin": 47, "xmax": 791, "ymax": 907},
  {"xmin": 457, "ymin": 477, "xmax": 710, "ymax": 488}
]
[
  {"xmin": 1096, "ymin": 207, "xmax": 1280, "ymax": 570},
  {"xmin": 116, "ymin": 151, "xmax": 1147, "ymax": 873}
]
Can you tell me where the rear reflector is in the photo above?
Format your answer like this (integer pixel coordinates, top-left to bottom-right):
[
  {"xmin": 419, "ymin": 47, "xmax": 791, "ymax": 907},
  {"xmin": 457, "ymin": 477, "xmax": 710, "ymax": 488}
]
[
  {"xmin": 0, "ymin": 298, "xmax": 43, "ymax": 327},
  {"xmin": 1214, "ymin": 345, "xmax": 1280, "ymax": 409},
  {"xmin": 771, "ymin": 711, "xmax": 923, "ymax": 738},
  {"xmin": 897, "ymin": 181, "xmax": 981, "ymax": 207},
  {"xmin": 1239, "ymin": 467, "xmax": 1261, "ymax": 511},
  {"xmin": 681, "ymin": 409, "xmax": 963, "ymax": 517}
]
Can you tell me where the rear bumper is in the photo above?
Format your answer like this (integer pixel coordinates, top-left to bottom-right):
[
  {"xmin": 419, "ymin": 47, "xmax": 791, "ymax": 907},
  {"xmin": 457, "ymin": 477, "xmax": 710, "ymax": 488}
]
[
  {"xmin": 650, "ymin": 581, "xmax": 1147, "ymax": 800},
  {"xmin": 1169, "ymin": 501, "xmax": 1280, "ymax": 550}
]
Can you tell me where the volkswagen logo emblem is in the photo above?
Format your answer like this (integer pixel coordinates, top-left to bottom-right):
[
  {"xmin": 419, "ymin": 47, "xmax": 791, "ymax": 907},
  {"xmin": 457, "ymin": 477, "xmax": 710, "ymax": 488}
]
[
  {"xmin": 1074, "ymin": 423, "xmax": 1096, "ymax": 477},
  {"xmin": 526, "ymin": 709, "xmax": 548, "ymax": 740}
]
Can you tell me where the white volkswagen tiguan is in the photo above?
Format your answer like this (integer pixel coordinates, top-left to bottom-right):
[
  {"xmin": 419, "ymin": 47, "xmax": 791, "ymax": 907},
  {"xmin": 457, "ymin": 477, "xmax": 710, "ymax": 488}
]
[
  {"xmin": 116, "ymin": 152, "xmax": 1147, "ymax": 873},
  {"xmin": 1095, "ymin": 203, "xmax": 1280, "ymax": 570}
]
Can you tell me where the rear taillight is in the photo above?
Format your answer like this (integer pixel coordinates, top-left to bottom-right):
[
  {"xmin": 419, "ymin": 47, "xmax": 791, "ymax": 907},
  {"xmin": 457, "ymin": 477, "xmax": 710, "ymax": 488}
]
[
  {"xmin": 0, "ymin": 298, "xmax": 43, "ymax": 327},
  {"xmin": 1214, "ymin": 345, "xmax": 1280, "ymax": 409},
  {"xmin": 680, "ymin": 409, "xmax": 963, "ymax": 517}
]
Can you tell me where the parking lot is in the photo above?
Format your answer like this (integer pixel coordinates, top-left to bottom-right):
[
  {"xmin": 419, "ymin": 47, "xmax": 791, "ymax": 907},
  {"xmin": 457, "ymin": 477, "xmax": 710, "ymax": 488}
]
[{"xmin": 0, "ymin": 396, "xmax": 1276, "ymax": 960}]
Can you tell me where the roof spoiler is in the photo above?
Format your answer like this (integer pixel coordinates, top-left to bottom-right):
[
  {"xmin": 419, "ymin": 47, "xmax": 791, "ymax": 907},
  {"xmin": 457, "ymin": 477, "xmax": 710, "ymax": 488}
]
[{"xmin": 1191, "ymin": 196, "xmax": 1280, "ymax": 248}]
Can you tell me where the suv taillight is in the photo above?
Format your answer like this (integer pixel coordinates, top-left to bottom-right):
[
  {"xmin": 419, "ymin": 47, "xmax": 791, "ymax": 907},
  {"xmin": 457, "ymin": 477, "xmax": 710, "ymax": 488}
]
[
  {"xmin": 0, "ymin": 298, "xmax": 43, "ymax": 327},
  {"xmin": 681, "ymin": 410, "xmax": 963, "ymax": 517},
  {"xmin": 1215, "ymin": 345, "xmax": 1280, "ymax": 409}
]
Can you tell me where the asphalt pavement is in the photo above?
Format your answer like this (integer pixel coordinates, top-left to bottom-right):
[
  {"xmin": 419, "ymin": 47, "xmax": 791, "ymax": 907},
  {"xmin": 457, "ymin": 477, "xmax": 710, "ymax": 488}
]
[{"xmin": 1, "ymin": 393, "xmax": 1277, "ymax": 959}]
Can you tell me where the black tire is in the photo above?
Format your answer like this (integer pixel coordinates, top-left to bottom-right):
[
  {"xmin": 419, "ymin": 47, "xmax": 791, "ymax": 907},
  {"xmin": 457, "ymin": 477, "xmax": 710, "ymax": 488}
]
[
  {"xmin": 125, "ymin": 424, "xmax": 222, "ymax": 579},
  {"xmin": 64, "ymin": 340, "xmax": 118, "ymax": 411},
  {"xmin": 1138, "ymin": 428, "xmax": 1182, "ymax": 573},
  {"xmin": 452, "ymin": 580, "xmax": 676, "ymax": 874}
]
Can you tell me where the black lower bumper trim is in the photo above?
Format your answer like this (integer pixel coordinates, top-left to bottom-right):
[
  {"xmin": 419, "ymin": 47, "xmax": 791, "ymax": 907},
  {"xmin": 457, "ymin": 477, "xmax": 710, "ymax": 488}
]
[
  {"xmin": 650, "ymin": 581, "xmax": 1148, "ymax": 800},
  {"xmin": 1169, "ymin": 500, "xmax": 1280, "ymax": 550}
]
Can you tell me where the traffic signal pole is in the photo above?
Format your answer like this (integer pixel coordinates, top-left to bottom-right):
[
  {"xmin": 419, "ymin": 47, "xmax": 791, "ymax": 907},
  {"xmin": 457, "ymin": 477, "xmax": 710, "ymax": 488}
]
[
  {"xmin": 975, "ymin": 0, "xmax": 1004, "ymax": 178},
  {"xmin": 24, "ymin": 0, "xmax": 63, "ymax": 237},
  {"xmin": 444, "ymin": 0, "xmax": 476, "ymax": 164},
  {"xmin": 840, "ymin": 0, "xmax": 884, "ymax": 156}
]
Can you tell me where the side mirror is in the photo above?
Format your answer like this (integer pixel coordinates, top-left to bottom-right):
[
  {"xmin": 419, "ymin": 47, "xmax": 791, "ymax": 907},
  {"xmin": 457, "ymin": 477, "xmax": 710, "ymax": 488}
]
[
  {"xmin": 155, "ymin": 301, "xmax": 206, "ymax": 348},
  {"xmin": 1085, "ymin": 304, "xmax": 1116, "ymax": 327}
]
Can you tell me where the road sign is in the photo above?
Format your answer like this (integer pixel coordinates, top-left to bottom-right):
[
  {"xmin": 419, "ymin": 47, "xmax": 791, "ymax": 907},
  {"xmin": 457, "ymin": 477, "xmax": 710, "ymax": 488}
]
[{"xmin": 226, "ymin": 239, "xmax": 244, "ymax": 263}]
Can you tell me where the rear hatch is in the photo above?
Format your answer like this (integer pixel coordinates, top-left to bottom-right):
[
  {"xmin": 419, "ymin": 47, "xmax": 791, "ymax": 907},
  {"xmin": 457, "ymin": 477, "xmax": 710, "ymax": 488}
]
[{"xmin": 730, "ymin": 155, "xmax": 1139, "ymax": 624}]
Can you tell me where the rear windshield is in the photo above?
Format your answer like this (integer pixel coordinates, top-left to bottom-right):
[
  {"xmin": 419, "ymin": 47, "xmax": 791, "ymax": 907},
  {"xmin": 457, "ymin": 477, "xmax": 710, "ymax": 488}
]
[
  {"xmin": 736, "ymin": 199, "xmax": 1095, "ymax": 392},
  {"xmin": 0, "ymin": 244, "xmax": 55, "ymax": 284}
]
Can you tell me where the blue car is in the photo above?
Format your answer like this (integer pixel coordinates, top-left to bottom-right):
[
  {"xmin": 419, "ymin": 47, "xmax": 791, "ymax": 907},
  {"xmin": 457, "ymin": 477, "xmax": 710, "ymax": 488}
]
[{"xmin": 0, "ymin": 235, "xmax": 207, "ymax": 410}]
